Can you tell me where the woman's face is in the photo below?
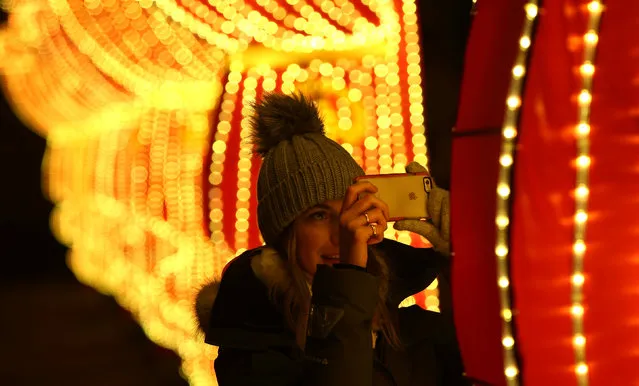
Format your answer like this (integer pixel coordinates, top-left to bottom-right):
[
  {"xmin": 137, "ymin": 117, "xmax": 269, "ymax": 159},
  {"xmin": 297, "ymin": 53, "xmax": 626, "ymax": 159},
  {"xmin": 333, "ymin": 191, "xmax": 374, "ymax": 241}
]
[{"xmin": 292, "ymin": 198, "xmax": 344, "ymax": 278}]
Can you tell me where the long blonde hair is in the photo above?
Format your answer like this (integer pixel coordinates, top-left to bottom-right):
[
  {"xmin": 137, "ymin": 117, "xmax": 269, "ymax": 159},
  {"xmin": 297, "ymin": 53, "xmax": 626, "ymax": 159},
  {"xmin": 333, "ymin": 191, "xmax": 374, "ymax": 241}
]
[{"xmin": 272, "ymin": 225, "xmax": 402, "ymax": 350}]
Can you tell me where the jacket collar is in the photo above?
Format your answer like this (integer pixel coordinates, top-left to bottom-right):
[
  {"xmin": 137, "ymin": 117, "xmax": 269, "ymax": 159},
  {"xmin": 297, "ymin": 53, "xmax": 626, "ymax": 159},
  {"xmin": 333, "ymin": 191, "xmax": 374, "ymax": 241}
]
[{"xmin": 195, "ymin": 240, "xmax": 443, "ymax": 335}]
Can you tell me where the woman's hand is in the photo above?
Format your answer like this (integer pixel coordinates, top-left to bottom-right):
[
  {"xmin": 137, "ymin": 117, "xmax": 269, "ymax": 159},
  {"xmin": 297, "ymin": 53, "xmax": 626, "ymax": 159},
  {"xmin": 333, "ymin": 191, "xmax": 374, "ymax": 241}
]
[
  {"xmin": 393, "ymin": 161, "xmax": 451, "ymax": 256},
  {"xmin": 339, "ymin": 181, "xmax": 390, "ymax": 268}
]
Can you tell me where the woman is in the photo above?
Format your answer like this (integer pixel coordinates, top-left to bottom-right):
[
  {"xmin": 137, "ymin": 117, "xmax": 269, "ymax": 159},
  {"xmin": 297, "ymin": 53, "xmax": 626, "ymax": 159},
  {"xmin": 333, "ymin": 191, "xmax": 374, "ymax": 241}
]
[{"xmin": 195, "ymin": 93, "xmax": 467, "ymax": 386}]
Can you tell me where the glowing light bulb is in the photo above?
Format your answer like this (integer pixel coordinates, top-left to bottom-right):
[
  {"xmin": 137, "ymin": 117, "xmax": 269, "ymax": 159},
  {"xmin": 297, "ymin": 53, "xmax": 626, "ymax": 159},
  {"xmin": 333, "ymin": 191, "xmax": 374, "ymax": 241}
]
[
  {"xmin": 576, "ymin": 363, "xmax": 589, "ymax": 375},
  {"xmin": 502, "ymin": 336, "xmax": 515, "ymax": 348},
  {"xmin": 587, "ymin": 1, "xmax": 602, "ymax": 13},
  {"xmin": 524, "ymin": 3, "xmax": 538, "ymax": 19},
  {"xmin": 498, "ymin": 277, "xmax": 510, "ymax": 288},
  {"xmin": 571, "ymin": 304, "xmax": 585, "ymax": 316},
  {"xmin": 572, "ymin": 273, "xmax": 585, "ymax": 286},
  {"xmin": 364, "ymin": 136, "xmax": 378, "ymax": 150},
  {"xmin": 575, "ymin": 210, "xmax": 588, "ymax": 224},
  {"xmin": 503, "ymin": 309, "xmax": 513, "ymax": 321},
  {"xmin": 507, "ymin": 96, "xmax": 521, "ymax": 109},
  {"xmin": 512, "ymin": 65, "xmax": 525, "ymax": 78},
  {"xmin": 496, "ymin": 216, "xmax": 510, "ymax": 229},
  {"xmin": 577, "ymin": 123, "xmax": 591, "ymax": 135},
  {"xmin": 505, "ymin": 366, "xmax": 518, "ymax": 378},
  {"xmin": 574, "ymin": 240, "xmax": 586, "ymax": 254},
  {"xmin": 585, "ymin": 31, "xmax": 598, "ymax": 44},
  {"xmin": 573, "ymin": 334, "xmax": 586, "ymax": 347},
  {"xmin": 498, "ymin": 184, "xmax": 511, "ymax": 198},
  {"xmin": 576, "ymin": 155, "xmax": 591, "ymax": 168},
  {"xmin": 578, "ymin": 90, "xmax": 592, "ymax": 105},
  {"xmin": 496, "ymin": 245, "xmax": 508, "ymax": 258},
  {"xmin": 576, "ymin": 185, "xmax": 589, "ymax": 198},
  {"xmin": 580, "ymin": 63, "xmax": 595, "ymax": 76},
  {"xmin": 520, "ymin": 36, "xmax": 531, "ymax": 49},
  {"xmin": 503, "ymin": 127, "xmax": 517, "ymax": 139},
  {"xmin": 500, "ymin": 154, "xmax": 513, "ymax": 167}
]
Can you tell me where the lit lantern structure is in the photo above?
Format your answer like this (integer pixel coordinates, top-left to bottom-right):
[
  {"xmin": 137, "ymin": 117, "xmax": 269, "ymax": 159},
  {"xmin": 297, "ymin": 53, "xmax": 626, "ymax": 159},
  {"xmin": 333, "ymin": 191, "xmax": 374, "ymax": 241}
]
[
  {"xmin": 0, "ymin": 0, "xmax": 435, "ymax": 384},
  {"xmin": 453, "ymin": 0, "xmax": 639, "ymax": 386}
]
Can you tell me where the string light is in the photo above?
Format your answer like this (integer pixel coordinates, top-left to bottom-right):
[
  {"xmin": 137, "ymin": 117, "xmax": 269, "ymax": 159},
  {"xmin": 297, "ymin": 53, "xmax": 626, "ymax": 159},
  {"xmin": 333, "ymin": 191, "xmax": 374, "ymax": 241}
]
[
  {"xmin": 403, "ymin": 0, "xmax": 427, "ymax": 168},
  {"xmin": 374, "ymin": 62, "xmax": 393, "ymax": 175},
  {"xmin": 234, "ymin": 69, "xmax": 259, "ymax": 253},
  {"xmin": 209, "ymin": 67, "xmax": 242, "ymax": 261},
  {"xmin": 396, "ymin": 0, "xmax": 437, "ymax": 310},
  {"xmin": 358, "ymin": 67, "xmax": 381, "ymax": 175},
  {"xmin": 494, "ymin": 2, "xmax": 539, "ymax": 384},
  {"xmin": 570, "ymin": 2, "xmax": 603, "ymax": 385}
]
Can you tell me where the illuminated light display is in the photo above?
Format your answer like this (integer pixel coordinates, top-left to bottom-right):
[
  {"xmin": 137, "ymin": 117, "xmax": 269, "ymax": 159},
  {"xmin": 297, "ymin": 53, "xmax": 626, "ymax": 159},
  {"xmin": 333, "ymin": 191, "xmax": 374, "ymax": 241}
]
[
  {"xmin": 0, "ymin": 0, "xmax": 436, "ymax": 384},
  {"xmin": 570, "ymin": 1, "xmax": 603, "ymax": 384},
  {"xmin": 492, "ymin": 2, "xmax": 540, "ymax": 384},
  {"xmin": 450, "ymin": 0, "xmax": 639, "ymax": 384}
]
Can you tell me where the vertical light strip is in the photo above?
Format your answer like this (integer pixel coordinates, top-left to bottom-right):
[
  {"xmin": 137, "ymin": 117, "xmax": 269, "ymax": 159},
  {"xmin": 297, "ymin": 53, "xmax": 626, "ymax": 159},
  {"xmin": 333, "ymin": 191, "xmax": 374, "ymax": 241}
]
[
  {"xmin": 572, "ymin": 1, "xmax": 603, "ymax": 384},
  {"xmin": 164, "ymin": 113, "xmax": 181, "ymax": 228},
  {"xmin": 403, "ymin": 0, "xmax": 427, "ymax": 169},
  {"xmin": 256, "ymin": 67, "xmax": 277, "ymax": 248},
  {"xmin": 234, "ymin": 69, "xmax": 258, "ymax": 255},
  {"xmin": 343, "ymin": 66, "xmax": 367, "ymax": 171},
  {"xmin": 373, "ymin": 57, "xmax": 393, "ymax": 175},
  {"xmin": 494, "ymin": 2, "xmax": 539, "ymax": 385},
  {"xmin": 179, "ymin": 109, "xmax": 209, "ymax": 273},
  {"xmin": 402, "ymin": 0, "xmax": 428, "ymax": 166},
  {"xmin": 396, "ymin": 0, "xmax": 426, "ymax": 248},
  {"xmin": 358, "ymin": 67, "xmax": 379, "ymax": 175},
  {"xmin": 209, "ymin": 64, "xmax": 242, "ymax": 264},
  {"xmin": 385, "ymin": 9, "xmax": 404, "ymax": 175},
  {"xmin": 148, "ymin": 109, "xmax": 169, "ymax": 220}
]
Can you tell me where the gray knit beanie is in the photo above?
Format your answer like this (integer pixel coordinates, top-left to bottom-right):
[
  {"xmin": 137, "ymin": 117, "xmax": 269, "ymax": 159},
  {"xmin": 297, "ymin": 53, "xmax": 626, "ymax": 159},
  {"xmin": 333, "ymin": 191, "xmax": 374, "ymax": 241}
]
[{"xmin": 249, "ymin": 93, "xmax": 365, "ymax": 246}]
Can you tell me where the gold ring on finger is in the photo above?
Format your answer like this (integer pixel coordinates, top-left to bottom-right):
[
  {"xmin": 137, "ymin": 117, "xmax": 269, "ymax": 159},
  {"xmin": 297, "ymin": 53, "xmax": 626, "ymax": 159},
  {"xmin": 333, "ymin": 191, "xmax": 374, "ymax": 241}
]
[{"xmin": 364, "ymin": 212, "xmax": 370, "ymax": 225}]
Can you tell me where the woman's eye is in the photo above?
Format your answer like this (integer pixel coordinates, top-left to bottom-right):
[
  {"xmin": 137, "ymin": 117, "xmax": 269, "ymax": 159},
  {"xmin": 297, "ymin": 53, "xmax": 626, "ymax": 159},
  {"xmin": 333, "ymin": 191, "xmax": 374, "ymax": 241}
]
[{"xmin": 310, "ymin": 211, "xmax": 327, "ymax": 220}]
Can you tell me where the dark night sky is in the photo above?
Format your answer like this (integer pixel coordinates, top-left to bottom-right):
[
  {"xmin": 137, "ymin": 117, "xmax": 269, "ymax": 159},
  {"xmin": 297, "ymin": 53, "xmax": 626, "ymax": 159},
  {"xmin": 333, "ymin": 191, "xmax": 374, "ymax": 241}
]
[
  {"xmin": 0, "ymin": 67, "xmax": 69, "ymax": 279},
  {"xmin": 0, "ymin": 4, "xmax": 63, "ymax": 275}
]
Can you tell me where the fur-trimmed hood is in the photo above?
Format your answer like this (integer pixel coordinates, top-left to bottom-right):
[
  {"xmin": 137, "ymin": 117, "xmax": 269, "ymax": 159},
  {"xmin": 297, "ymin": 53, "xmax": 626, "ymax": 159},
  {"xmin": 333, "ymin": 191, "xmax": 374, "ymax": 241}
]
[
  {"xmin": 194, "ymin": 245, "xmax": 391, "ymax": 336},
  {"xmin": 194, "ymin": 239, "xmax": 449, "ymax": 341},
  {"xmin": 194, "ymin": 246, "xmax": 289, "ymax": 333},
  {"xmin": 194, "ymin": 239, "xmax": 445, "ymax": 338},
  {"xmin": 194, "ymin": 278, "xmax": 221, "ymax": 335}
]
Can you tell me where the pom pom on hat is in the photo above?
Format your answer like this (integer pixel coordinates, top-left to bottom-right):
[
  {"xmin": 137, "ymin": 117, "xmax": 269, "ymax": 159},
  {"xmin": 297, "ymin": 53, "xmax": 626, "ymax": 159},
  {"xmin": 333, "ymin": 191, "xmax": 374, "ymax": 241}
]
[{"xmin": 249, "ymin": 92, "xmax": 325, "ymax": 157}]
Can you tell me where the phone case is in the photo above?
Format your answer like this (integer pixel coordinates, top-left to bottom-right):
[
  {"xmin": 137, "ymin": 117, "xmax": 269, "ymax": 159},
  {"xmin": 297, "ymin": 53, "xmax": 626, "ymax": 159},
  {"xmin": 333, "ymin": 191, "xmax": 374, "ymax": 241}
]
[{"xmin": 354, "ymin": 172, "xmax": 431, "ymax": 221}]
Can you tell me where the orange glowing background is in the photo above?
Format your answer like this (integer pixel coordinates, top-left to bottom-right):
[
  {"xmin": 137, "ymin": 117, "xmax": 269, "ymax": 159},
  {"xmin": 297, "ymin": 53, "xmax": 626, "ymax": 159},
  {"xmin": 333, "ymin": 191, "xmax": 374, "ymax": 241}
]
[{"xmin": 0, "ymin": 0, "xmax": 437, "ymax": 384}]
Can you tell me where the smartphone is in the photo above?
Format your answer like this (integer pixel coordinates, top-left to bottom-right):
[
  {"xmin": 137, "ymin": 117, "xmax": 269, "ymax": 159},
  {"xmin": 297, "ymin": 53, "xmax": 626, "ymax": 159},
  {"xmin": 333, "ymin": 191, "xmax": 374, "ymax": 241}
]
[{"xmin": 354, "ymin": 172, "xmax": 432, "ymax": 221}]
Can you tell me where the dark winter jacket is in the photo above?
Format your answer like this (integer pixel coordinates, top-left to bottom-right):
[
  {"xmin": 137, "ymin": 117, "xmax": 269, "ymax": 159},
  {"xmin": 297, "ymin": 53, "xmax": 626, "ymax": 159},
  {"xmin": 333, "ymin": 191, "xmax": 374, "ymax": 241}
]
[{"xmin": 195, "ymin": 238, "xmax": 468, "ymax": 386}]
